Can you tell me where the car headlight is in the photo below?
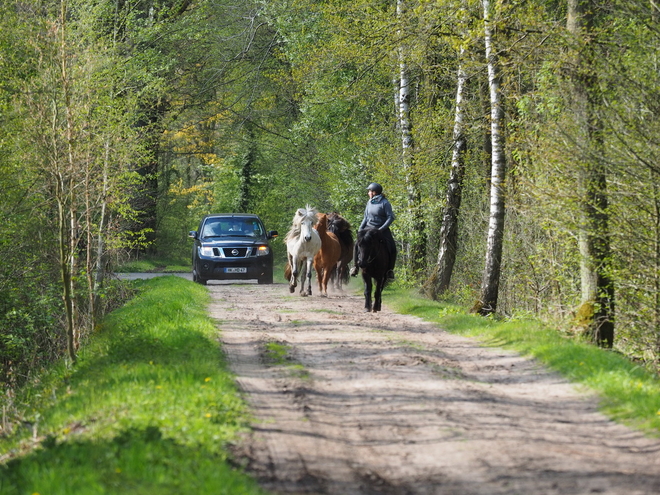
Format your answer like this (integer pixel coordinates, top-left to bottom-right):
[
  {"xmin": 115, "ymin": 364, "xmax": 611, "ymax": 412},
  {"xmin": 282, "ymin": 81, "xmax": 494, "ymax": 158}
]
[
  {"xmin": 200, "ymin": 246, "xmax": 215, "ymax": 257},
  {"xmin": 256, "ymin": 245, "xmax": 269, "ymax": 256}
]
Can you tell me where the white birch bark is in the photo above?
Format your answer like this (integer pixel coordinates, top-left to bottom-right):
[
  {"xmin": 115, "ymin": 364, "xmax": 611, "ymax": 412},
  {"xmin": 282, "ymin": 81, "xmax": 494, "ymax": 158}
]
[
  {"xmin": 479, "ymin": 0, "xmax": 506, "ymax": 315},
  {"xmin": 396, "ymin": 0, "xmax": 424, "ymax": 270},
  {"xmin": 435, "ymin": 45, "xmax": 467, "ymax": 297}
]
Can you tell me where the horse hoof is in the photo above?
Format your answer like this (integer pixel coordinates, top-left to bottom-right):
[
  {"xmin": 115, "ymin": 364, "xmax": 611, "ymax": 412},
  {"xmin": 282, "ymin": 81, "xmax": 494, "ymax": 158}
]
[
  {"xmin": 363, "ymin": 308, "xmax": 371, "ymax": 313},
  {"xmin": 289, "ymin": 286, "xmax": 295, "ymax": 293}
]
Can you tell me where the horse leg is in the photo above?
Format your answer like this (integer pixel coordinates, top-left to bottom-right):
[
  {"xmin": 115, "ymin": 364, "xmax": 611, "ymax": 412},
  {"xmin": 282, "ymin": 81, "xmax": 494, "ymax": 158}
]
[
  {"xmin": 323, "ymin": 266, "xmax": 334, "ymax": 296},
  {"xmin": 317, "ymin": 264, "xmax": 329, "ymax": 297},
  {"xmin": 288, "ymin": 255, "xmax": 298, "ymax": 293},
  {"xmin": 305, "ymin": 258, "xmax": 314, "ymax": 296},
  {"xmin": 373, "ymin": 276, "xmax": 385, "ymax": 312},
  {"xmin": 314, "ymin": 258, "xmax": 324, "ymax": 296},
  {"xmin": 299, "ymin": 259, "xmax": 308, "ymax": 296},
  {"xmin": 362, "ymin": 273, "xmax": 373, "ymax": 312},
  {"xmin": 332, "ymin": 264, "xmax": 341, "ymax": 292},
  {"xmin": 321, "ymin": 268, "xmax": 329, "ymax": 297}
]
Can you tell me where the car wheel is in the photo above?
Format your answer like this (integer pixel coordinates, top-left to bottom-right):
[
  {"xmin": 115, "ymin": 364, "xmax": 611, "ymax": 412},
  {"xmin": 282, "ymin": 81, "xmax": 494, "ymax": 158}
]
[
  {"xmin": 193, "ymin": 270, "xmax": 208, "ymax": 285},
  {"xmin": 258, "ymin": 272, "xmax": 273, "ymax": 284}
]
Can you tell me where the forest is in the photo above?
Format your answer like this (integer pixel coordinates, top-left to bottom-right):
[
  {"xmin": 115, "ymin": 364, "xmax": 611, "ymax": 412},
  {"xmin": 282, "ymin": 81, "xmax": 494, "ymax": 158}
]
[{"xmin": 1, "ymin": 0, "xmax": 659, "ymax": 389}]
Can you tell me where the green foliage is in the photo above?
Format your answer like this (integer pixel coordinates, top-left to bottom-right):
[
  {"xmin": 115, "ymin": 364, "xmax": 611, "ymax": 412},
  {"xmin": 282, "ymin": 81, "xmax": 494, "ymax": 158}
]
[
  {"xmin": 0, "ymin": 276, "xmax": 266, "ymax": 494},
  {"xmin": 3, "ymin": 0, "xmax": 660, "ymax": 383}
]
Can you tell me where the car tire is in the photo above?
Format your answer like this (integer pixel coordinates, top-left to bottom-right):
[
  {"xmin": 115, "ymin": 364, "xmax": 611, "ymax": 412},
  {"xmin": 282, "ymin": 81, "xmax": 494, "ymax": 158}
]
[
  {"xmin": 258, "ymin": 272, "xmax": 273, "ymax": 285},
  {"xmin": 193, "ymin": 271, "xmax": 208, "ymax": 285}
]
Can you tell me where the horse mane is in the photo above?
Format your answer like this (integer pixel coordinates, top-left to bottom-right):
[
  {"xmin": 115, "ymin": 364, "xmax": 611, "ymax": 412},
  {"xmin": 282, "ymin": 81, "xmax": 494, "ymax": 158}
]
[
  {"xmin": 328, "ymin": 212, "xmax": 353, "ymax": 245},
  {"xmin": 327, "ymin": 212, "xmax": 351, "ymax": 233},
  {"xmin": 357, "ymin": 228, "xmax": 381, "ymax": 244},
  {"xmin": 285, "ymin": 205, "xmax": 318, "ymax": 242}
]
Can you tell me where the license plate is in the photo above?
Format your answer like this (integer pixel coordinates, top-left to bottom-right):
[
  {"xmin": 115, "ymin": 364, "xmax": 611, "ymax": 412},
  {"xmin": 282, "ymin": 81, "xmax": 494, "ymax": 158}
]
[{"xmin": 224, "ymin": 267, "xmax": 247, "ymax": 274}]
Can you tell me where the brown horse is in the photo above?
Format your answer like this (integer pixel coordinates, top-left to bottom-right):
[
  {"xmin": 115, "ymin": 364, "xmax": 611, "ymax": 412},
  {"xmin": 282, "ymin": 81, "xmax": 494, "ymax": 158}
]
[
  {"xmin": 313, "ymin": 213, "xmax": 342, "ymax": 297},
  {"xmin": 327, "ymin": 212, "xmax": 354, "ymax": 291}
]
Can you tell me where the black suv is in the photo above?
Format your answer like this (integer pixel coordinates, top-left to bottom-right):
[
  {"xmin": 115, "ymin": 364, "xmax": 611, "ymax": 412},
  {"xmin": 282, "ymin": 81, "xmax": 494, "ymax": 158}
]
[{"xmin": 189, "ymin": 214, "xmax": 278, "ymax": 285}]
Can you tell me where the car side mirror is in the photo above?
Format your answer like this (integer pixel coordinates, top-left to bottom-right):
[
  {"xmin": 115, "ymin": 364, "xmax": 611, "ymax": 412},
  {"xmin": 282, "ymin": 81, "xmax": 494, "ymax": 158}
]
[
  {"xmin": 267, "ymin": 230, "xmax": 278, "ymax": 239},
  {"xmin": 188, "ymin": 230, "xmax": 198, "ymax": 239}
]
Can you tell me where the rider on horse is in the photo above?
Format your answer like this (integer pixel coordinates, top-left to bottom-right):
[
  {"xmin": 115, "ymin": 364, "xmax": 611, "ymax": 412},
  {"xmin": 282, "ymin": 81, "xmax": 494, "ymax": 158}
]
[{"xmin": 350, "ymin": 182, "xmax": 397, "ymax": 280}]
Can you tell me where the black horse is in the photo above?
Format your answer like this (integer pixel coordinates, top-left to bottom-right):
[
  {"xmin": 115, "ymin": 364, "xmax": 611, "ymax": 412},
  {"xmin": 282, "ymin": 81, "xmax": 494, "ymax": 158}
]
[{"xmin": 355, "ymin": 228, "xmax": 391, "ymax": 312}]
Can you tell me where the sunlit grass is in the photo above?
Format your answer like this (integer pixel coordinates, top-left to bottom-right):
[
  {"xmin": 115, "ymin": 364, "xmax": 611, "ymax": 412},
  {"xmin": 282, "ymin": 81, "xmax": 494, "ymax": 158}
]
[
  {"xmin": 387, "ymin": 288, "xmax": 660, "ymax": 436},
  {"xmin": 0, "ymin": 276, "xmax": 267, "ymax": 494}
]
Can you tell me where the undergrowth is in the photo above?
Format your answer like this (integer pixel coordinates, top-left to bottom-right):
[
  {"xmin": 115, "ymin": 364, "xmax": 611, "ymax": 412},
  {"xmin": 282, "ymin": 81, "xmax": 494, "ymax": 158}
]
[
  {"xmin": 0, "ymin": 276, "xmax": 267, "ymax": 494},
  {"xmin": 386, "ymin": 288, "xmax": 660, "ymax": 436}
]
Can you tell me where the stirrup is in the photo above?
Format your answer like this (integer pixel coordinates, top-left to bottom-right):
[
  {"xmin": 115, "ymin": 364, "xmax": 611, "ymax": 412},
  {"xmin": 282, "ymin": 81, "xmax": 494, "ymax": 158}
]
[
  {"xmin": 350, "ymin": 266, "xmax": 359, "ymax": 277},
  {"xmin": 386, "ymin": 269, "xmax": 395, "ymax": 281}
]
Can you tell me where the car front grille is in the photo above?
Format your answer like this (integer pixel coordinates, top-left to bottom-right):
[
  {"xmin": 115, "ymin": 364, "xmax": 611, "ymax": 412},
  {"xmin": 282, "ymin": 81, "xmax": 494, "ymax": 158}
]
[{"xmin": 220, "ymin": 247, "xmax": 249, "ymax": 258}]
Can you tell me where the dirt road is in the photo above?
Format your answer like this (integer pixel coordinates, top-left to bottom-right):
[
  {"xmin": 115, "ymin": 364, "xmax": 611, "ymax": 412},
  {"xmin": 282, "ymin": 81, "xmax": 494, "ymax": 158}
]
[{"xmin": 208, "ymin": 283, "xmax": 660, "ymax": 495}]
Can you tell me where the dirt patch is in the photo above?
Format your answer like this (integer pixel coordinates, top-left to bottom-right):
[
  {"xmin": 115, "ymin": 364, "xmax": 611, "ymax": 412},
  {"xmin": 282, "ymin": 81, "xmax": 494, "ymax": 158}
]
[{"xmin": 208, "ymin": 283, "xmax": 660, "ymax": 495}]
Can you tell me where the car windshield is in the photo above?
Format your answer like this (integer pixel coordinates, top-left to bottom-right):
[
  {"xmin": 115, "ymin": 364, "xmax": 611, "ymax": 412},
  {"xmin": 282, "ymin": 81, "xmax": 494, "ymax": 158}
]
[{"xmin": 202, "ymin": 219, "xmax": 264, "ymax": 238}]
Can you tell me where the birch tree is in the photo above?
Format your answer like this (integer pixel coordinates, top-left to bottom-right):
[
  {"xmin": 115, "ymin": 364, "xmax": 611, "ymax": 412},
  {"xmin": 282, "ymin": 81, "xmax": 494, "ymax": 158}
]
[
  {"xmin": 477, "ymin": 0, "xmax": 506, "ymax": 315},
  {"xmin": 396, "ymin": 0, "xmax": 425, "ymax": 273},
  {"xmin": 432, "ymin": 9, "xmax": 469, "ymax": 298}
]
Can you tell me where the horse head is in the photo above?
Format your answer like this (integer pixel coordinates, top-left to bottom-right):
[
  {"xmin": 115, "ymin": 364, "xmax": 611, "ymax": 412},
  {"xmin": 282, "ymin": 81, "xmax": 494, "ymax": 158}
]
[
  {"xmin": 293, "ymin": 205, "xmax": 318, "ymax": 242},
  {"xmin": 327, "ymin": 212, "xmax": 350, "ymax": 234},
  {"xmin": 315, "ymin": 213, "xmax": 328, "ymax": 235}
]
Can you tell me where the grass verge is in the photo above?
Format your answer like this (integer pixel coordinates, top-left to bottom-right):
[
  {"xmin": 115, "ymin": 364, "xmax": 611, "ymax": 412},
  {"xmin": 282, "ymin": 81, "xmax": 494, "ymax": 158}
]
[
  {"xmin": 0, "ymin": 276, "xmax": 267, "ymax": 494},
  {"xmin": 386, "ymin": 287, "xmax": 660, "ymax": 436}
]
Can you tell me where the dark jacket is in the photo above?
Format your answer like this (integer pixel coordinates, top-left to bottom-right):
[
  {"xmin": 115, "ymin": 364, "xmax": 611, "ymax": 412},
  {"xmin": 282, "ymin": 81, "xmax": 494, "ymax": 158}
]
[{"xmin": 359, "ymin": 195, "xmax": 395, "ymax": 231}]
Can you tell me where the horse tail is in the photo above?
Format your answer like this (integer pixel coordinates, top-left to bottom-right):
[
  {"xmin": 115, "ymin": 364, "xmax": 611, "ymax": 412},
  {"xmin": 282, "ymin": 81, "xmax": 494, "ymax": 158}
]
[
  {"xmin": 284, "ymin": 261, "xmax": 292, "ymax": 280},
  {"xmin": 341, "ymin": 265, "xmax": 350, "ymax": 285}
]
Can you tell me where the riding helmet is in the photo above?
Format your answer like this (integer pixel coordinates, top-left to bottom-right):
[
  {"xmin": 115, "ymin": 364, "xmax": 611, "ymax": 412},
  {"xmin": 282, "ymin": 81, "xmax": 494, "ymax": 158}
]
[{"xmin": 366, "ymin": 182, "xmax": 383, "ymax": 195}]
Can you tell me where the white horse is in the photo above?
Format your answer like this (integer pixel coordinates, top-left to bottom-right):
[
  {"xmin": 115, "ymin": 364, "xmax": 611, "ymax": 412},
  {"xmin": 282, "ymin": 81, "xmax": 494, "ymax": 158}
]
[{"xmin": 285, "ymin": 206, "xmax": 322, "ymax": 296}]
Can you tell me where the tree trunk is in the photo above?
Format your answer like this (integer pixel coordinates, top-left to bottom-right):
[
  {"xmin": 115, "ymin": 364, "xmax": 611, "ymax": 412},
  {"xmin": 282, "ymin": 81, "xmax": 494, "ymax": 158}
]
[
  {"xmin": 568, "ymin": 0, "xmax": 615, "ymax": 347},
  {"xmin": 396, "ymin": 0, "xmax": 425, "ymax": 273},
  {"xmin": 238, "ymin": 123, "xmax": 256, "ymax": 213},
  {"xmin": 59, "ymin": 0, "xmax": 77, "ymax": 362},
  {"xmin": 93, "ymin": 141, "xmax": 111, "ymax": 324},
  {"xmin": 652, "ymin": 171, "xmax": 660, "ymax": 355},
  {"xmin": 478, "ymin": 0, "xmax": 506, "ymax": 316},
  {"xmin": 57, "ymin": 174, "xmax": 76, "ymax": 364},
  {"xmin": 433, "ymin": 45, "xmax": 468, "ymax": 298}
]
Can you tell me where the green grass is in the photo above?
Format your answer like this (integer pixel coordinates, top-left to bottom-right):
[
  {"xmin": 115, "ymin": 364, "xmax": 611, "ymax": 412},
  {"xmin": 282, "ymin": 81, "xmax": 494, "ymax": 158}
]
[
  {"xmin": 115, "ymin": 256, "xmax": 190, "ymax": 273},
  {"xmin": 262, "ymin": 341, "xmax": 310, "ymax": 381},
  {"xmin": 0, "ymin": 276, "xmax": 268, "ymax": 495},
  {"xmin": 386, "ymin": 288, "xmax": 660, "ymax": 436}
]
